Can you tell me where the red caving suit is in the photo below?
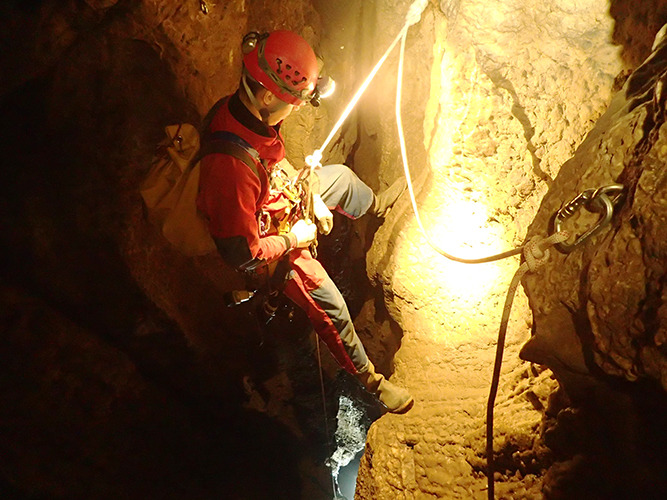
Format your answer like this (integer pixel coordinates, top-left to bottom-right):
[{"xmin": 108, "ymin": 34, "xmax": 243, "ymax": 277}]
[{"xmin": 197, "ymin": 92, "xmax": 371, "ymax": 374}]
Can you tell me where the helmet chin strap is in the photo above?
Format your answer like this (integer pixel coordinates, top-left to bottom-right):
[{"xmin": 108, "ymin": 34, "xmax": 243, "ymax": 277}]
[
  {"xmin": 242, "ymin": 74, "xmax": 271, "ymax": 124},
  {"xmin": 243, "ymin": 73, "xmax": 293, "ymax": 125}
]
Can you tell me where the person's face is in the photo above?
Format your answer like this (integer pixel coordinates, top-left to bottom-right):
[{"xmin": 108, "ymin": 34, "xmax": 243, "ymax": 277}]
[{"xmin": 261, "ymin": 90, "xmax": 304, "ymax": 126}]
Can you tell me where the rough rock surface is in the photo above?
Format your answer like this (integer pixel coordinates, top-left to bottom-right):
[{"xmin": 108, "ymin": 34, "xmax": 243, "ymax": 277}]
[
  {"xmin": 520, "ymin": 27, "xmax": 667, "ymax": 497},
  {"xmin": 354, "ymin": 0, "xmax": 624, "ymax": 497},
  {"xmin": 0, "ymin": 1, "xmax": 332, "ymax": 498},
  {"xmin": 523, "ymin": 33, "xmax": 667, "ymax": 393}
]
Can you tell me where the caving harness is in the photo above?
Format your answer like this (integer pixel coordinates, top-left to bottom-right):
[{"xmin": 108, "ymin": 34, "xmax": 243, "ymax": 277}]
[{"xmin": 201, "ymin": 130, "xmax": 317, "ymax": 328}]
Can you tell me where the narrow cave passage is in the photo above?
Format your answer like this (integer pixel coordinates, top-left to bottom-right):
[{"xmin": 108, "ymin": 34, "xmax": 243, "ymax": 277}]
[{"xmin": 0, "ymin": 1, "xmax": 666, "ymax": 499}]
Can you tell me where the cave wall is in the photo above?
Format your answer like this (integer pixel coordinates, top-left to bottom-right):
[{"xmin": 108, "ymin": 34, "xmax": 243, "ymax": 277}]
[
  {"xmin": 520, "ymin": 21, "xmax": 667, "ymax": 500},
  {"xmin": 0, "ymin": 1, "xmax": 333, "ymax": 498},
  {"xmin": 1, "ymin": 0, "xmax": 667, "ymax": 499},
  {"xmin": 352, "ymin": 0, "xmax": 623, "ymax": 497},
  {"xmin": 350, "ymin": 0, "xmax": 667, "ymax": 498}
]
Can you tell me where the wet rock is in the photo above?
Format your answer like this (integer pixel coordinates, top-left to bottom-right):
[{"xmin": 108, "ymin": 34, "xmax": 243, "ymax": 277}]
[
  {"xmin": 522, "ymin": 28, "xmax": 667, "ymax": 395},
  {"xmin": 521, "ymin": 23, "xmax": 667, "ymax": 498}
]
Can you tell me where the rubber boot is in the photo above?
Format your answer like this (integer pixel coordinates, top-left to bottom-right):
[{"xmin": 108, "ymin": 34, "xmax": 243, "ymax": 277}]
[
  {"xmin": 356, "ymin": 361, "xmax": 414, "ymax": 414},
  {"xmin": 369, "ymin": 177, "xmax": 407, "ymax": 218}
]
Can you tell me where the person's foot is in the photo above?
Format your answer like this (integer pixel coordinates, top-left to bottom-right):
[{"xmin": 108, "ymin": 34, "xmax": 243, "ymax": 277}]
[
  {"xmin": 369, "ymin": 177, "xmax": 407, "ymax": 218},
  {"xmin": 356, "ymin": 361, "xmax": 414, "ymax": 414}
]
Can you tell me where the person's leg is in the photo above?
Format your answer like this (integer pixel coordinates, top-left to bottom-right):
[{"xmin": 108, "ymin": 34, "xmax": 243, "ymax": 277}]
[
  {"xmin": 283, "ymin": 254, "xmax": 413, "ymax": 413},
  {"xmin": 307, "ymin": 275, "xmax": 370, "ymax": 371},
  {"xmin": 317, "ymin": 164, "xmax": 406, "ymax": 219},
  {"xmin": 283, "ymin": 264, "xmax": 368, "ymax": 374},
  {"xmin": 316, "ymin": 164, "xmax": 374, "ymax": 219}
]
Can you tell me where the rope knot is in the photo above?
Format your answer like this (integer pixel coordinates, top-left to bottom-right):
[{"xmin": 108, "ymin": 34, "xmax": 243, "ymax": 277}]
[
  {"xmin": 523, "ymin": 231, "xmax": 571, "ymax": 272},
  {"xmin": 406, "ymin": 0, "xmax": 429, "ymax": 26},
  {"xmin": 523, "ymin": 236, "xmax": 550, "ymax": 272}
]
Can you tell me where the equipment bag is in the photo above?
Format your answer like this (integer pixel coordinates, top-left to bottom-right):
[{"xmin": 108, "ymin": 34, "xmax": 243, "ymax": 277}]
[
  {"xmin": 140, "ymin": 100, "xmax": 262, "ymax": 256},
  {"xmin": 141, "ymin": 122, "xmax": 214, "ymax": 256}
]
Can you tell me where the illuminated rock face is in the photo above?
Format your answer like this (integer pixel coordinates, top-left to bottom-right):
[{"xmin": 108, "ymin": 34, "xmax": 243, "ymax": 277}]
[
  {"xmin": 351, "ymin": 1, "xmax": 667, "ymax": 498},
  {"xmin": 519, "ymin": 28, "xmax": 667, "ymax": 497},
  {"xmin": 1, "ymin": 0, "xmax": 666, "ymax": 498},
  {"xmin": 351, "ymin": 0, "xmax": 622, "ymax": 497}
]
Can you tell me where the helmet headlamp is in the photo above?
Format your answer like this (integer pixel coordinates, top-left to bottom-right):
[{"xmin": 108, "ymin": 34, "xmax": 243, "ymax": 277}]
[{"xmin": 310, "ymin": 75, "xmax": 336, "ymax": 107}]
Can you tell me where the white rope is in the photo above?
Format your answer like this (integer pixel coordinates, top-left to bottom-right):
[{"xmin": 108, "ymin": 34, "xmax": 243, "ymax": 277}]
[
  {"xmin": 307, "ymin": 25, "xmax": 408, "ymax": 170},
  {"xmin": 395, "ymin": 30, "xmax": 522, "ymax": 264},
  {"xmin": 307, "ymin": 0, "xmax": 430, "ymax": 169}
]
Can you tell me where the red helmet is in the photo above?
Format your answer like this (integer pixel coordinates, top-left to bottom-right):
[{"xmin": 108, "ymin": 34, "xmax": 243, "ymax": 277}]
[{"xmin": 242, "ymin": 30, "xmax": 319, "ymax": 106}]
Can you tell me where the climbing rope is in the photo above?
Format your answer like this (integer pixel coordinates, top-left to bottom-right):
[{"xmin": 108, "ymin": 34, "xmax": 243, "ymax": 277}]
[
  {"xmin": 304, "ymin": 0, "xmax": 520, "ymax": 264},
  {"xmin": 306, "ymin": 0, "xmax": 428, "ymax": 170},
  {"xmin": 306, "ymin": 27, "xmax": 406, "ymax": 170},
  {"xmin": 314, "ymin": 337, "xmax": 338, "ymax": 497},
  {"xmin": 303, "ymin": 10, "xmax": 414, "ymax": 258},
  {"xmin": 482, "ymin": 185, "xmax": 625, "ymax": 499},
  {"xmin": 484, "ymin": 231, "xmax": 569, "ymax": 500},
  {"xmin": 302, "ymin": 1, "xmax": 627, "ymax": 498}
]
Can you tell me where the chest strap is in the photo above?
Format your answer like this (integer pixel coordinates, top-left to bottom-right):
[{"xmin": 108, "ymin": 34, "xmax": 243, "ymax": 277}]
[{"xmin": 199, "ymin": 130, "xmax": 264, "ymax": 181}]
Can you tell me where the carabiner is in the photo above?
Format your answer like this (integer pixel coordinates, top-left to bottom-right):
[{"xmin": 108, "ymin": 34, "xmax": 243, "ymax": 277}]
[
  {"xmin": 591, "ymin": 184, "xmax": 625, "ymax": 206},
  {"xmin": 553, "ymin": 184, "xmax": 624, "ymax": 253}
]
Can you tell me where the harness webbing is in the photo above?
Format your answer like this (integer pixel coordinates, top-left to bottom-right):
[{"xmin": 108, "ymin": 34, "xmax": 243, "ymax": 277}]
[
  {"xmin": 198, "ymin": 98, "xmax": 265, "ymax": 182},
  {"xmin": 199, "ymin": 134, "xmax": 262, "ymax": 180}
]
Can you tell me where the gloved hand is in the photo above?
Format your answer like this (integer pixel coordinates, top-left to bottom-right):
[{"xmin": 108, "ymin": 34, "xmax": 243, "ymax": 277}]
[
  {"xmin": 290, "ymin": 219, "xmax": 318, "ymax": 248},
  {"xmin": 312, "ymin": 194, "xmax": 334, "ymax": 235}
]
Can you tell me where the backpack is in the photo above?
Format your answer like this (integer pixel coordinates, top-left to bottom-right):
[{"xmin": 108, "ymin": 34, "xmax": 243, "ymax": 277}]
[{"xmin": 140, "ymin": 99, "xmax": 262, "ymax": 256}]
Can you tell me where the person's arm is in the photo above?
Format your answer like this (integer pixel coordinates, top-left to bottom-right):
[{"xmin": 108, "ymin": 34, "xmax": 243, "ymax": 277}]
[{"xmin": 198, "ymin": 154, "xmax": 297, "ymax": 269}]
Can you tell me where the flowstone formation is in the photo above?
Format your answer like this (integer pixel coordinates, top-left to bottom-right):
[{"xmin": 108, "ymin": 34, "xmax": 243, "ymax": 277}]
[
  {"xmin": 521, "ymin": 27, "xmax": 667, "ymax": 497},
  {"xmin": 354, "ymin": 0, "xmax": 623, "ymax": 497}
]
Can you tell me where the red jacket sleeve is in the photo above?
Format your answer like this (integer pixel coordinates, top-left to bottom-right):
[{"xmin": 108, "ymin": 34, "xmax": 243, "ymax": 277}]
[{"xmin": 197, "ymin": 153, "xmax": 296, "ymax": 268}]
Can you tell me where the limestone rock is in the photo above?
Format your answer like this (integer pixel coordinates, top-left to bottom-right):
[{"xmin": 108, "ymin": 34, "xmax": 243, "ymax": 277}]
[
  {"xmin": 357, "ymin": 0, "xmax": 622, "ymax": 496},
  {"xmin": 522, "ymin": 29, "xmax": 667, "ymax": 393},
  {"xmin": 519, "ymin": 21, "xmax": 667, "ymax": 499}
]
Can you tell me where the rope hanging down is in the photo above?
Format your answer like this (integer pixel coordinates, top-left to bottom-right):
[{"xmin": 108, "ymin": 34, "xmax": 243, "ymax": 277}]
[
  {"xmin": 484, "ymin": 231, "xmax": 569, "ymax": 500},
  {"xmin": 306, "ymin": 27, "xmax": 407, "ymax": 171},
  {"xmin": 306, "ymin": 0, "xmax": 429, "ymax": 170},
  {"xmin": 304, "ymin": 2, "xmax": 626, "ymax": 500}
]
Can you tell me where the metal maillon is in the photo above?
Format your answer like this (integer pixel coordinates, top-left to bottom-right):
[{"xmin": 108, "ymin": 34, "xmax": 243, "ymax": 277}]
[{"xmin": 553, "ymin": 184, "xmax": 625, "ymax": 253}]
